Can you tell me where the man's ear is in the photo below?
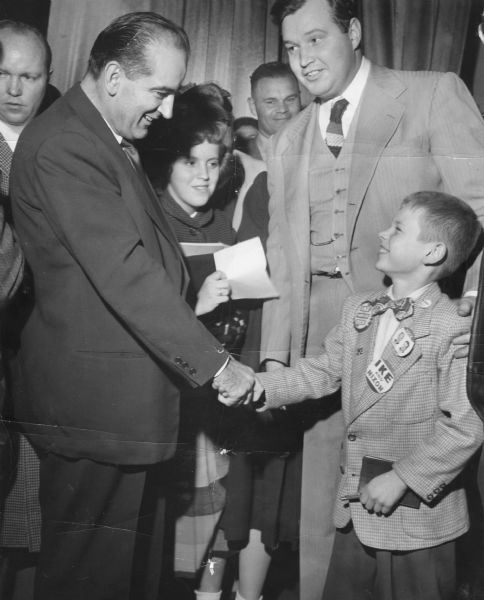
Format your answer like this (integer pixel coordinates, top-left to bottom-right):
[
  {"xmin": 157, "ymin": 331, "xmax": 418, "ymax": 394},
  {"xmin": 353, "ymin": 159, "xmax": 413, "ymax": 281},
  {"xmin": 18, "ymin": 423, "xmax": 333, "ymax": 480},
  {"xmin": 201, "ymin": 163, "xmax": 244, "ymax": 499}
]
[
  {"xmin": 424, "ymin": 242, "xmax": 447, "ymax": 266},
  {"xmin": 248, "ymin": 96, "xmax": 257, "ymax": 118},
  {"xmin": 348, "ymin": 17, "xmax": 362, "ymax": 51},
  {"xmin": 104, "ymin": 61, "xmax": 122, "ymax": 97}
]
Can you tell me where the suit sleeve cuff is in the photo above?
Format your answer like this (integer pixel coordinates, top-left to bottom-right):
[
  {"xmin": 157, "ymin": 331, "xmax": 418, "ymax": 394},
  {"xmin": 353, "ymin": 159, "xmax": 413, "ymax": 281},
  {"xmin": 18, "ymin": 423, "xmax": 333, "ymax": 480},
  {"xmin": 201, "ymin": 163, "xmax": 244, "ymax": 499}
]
[{"xmin": 214, "ymin": 356, "xmax": 230, "ymax": 378}]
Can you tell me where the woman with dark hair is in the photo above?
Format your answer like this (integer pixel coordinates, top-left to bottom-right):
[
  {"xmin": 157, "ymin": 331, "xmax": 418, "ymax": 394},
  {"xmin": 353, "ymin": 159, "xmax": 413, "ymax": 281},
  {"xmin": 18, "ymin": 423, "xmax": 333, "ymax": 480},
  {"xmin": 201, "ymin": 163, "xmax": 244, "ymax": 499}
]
[
  {"xmin": 142, "ymin": 82, "xmax": 301, "ymax": 600},
  {"xmin": 173, "ymin": 85, "xmax": 301, "ymax": 600},
  {"xmin": 140, "ymin": 83, "xmax": 248, "ymax": 583}
]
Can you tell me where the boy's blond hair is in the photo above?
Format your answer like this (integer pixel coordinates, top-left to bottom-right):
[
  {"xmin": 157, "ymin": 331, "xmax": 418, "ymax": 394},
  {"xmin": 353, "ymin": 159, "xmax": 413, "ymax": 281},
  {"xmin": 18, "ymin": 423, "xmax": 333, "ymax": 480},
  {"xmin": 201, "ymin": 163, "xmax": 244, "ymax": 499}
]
[{"xmin": 402, "ymin": 191, "xmax": 481, "ymax": 278}]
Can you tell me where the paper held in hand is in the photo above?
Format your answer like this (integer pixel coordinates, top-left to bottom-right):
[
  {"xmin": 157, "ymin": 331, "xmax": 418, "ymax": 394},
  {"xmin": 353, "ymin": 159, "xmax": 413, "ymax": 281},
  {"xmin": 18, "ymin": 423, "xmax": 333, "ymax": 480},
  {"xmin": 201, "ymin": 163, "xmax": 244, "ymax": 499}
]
[{"xmin": 214, "ymin": 237, "xmax": 279, "ymax": 300}]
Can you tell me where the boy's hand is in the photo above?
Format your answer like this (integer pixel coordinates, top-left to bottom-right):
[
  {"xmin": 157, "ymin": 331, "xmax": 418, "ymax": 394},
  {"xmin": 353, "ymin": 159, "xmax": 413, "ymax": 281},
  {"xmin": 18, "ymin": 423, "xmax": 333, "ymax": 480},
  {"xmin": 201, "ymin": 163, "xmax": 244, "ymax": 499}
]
[
  {"xmin": 359, "ymin": 470, "xmax": 408, "ymax": 515},
  {"xmin": 251, "ymin": 376, "xmax": 266, "ymax": 409},
  {"xmin": 195, "ymin": 271, "xmax": 230, "ymax": 316}
]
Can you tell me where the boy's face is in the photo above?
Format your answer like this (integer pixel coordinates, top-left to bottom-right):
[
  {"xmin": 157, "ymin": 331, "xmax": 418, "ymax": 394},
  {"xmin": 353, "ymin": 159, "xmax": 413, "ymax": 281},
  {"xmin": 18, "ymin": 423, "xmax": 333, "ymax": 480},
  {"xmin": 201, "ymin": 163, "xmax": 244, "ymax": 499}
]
[{"xmin": 376, "ymin": 206, "xmax": 432, "ymax": 278}]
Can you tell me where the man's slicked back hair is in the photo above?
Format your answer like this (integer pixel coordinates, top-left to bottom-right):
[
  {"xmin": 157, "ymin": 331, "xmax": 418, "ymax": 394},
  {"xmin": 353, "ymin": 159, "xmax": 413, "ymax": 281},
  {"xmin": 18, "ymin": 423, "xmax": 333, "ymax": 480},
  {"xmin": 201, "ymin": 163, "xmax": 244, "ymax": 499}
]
[
  {"xmin": 250, "ymin": 61, "xmax": 298, "ymax": 95},
  {"xmin": 270, "ymin": 0, "xmax": 357, "ymax": 33},
  {"xmin": 0, "ymin": 19, "xmax": 52, "ymax": 72},
  {"xmin": 87, "ymin": 11, "xmax": 189, "ymax": 80},
  {"xmin": 402, "ymin": 191, "xmax": 482, "ymax": 278}
]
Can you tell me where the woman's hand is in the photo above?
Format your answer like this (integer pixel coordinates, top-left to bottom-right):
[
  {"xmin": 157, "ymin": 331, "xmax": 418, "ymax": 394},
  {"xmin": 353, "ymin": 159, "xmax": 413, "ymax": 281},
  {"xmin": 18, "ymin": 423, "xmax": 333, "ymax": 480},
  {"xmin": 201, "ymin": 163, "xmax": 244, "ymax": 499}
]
[{"xmin": 195, "ymin": 270, "xmax": 231, "ymax": 316}]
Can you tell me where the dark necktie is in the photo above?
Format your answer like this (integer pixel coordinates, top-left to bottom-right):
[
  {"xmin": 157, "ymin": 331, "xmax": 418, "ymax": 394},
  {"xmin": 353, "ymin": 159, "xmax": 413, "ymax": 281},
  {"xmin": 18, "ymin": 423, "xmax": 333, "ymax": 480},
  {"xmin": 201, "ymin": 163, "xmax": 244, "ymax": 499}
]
[
  {"xmin": 121, "ymin": 138, "xmax": 158, "ymax": 197},
  {"xmin": 326, "ymin": 98, "xmax": 349, "ymax": 157},
  {"xmin": 371, "ymin": 295, "xmax": 414, "ymax": 322},
  {"xmin": 121, "ymin": 139, "xmax": 144, "ymax": 175}
]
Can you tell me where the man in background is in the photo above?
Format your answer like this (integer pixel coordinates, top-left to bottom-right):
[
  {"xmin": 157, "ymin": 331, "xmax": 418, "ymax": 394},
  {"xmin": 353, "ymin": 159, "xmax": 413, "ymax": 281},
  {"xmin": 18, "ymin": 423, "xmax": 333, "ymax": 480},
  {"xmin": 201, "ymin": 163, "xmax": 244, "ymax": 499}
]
[
  {"xmin": 0, "ymin": 20, "xmax": 50, "ymax": 600},
  {"xmin": 248, "ymin": 61, "xmax": 301, "ymax": 161},
  {"xmin": 233, "ymin": 116, "xmax": 259, "ymax": 155},
  {"xmin": 10, "ymin": 12, "xmax": 253, "ymax": 600},
  {"xmin": 261, "ymin": 1, "xmax": 484, "ymax": 598}
]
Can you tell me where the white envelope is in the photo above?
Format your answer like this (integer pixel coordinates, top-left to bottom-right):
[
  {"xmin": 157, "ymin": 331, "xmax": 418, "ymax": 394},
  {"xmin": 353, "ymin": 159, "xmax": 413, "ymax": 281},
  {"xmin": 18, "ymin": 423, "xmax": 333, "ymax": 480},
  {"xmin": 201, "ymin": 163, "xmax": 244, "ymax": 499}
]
[{"xmin": 214, "ymin": 237, "xmax": 278, "ymax": 300}]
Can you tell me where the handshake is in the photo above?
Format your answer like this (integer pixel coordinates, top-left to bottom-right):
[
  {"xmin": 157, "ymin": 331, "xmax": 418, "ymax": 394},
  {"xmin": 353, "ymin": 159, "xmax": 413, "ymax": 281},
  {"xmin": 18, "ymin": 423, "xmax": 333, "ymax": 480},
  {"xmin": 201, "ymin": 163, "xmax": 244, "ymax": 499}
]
[{"xmin": 212, "ymin": 356, "xmax": 265, "ymax": 407}]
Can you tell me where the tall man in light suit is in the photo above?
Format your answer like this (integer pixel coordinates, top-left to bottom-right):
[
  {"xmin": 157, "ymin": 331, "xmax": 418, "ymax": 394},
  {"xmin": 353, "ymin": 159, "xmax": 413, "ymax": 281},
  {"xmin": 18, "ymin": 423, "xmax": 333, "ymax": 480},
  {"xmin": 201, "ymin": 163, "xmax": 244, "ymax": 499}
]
[
  {"xmin": 10, "ymin": 12, "xmax": 254, "ymax": 600},
  {"xmin": 261, "ymin": 1, "xmax": 484, "ymax": 598}
]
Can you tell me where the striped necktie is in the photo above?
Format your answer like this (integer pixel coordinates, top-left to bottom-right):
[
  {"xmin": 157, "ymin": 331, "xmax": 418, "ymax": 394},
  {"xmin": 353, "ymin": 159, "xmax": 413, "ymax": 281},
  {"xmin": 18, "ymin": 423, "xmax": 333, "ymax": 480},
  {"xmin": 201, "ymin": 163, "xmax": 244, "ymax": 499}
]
[
  {"xmin": 326, "ymin": 98, "xmax": 349, "ymax": 157},
  {"xmin": 121, "ymin": 139, "xmax": 143, "ymax": 174}
]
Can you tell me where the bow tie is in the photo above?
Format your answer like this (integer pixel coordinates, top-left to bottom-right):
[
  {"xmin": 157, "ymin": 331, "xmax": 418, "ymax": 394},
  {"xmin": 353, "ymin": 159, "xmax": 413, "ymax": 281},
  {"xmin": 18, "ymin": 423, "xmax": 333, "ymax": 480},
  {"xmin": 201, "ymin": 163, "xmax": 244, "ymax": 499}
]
[
  {"xmin": 354, "ymin": 294, "xmax": 414, "ymax": 331},
  {"xmin": 371, "ymin": 295, "xmax": 414, "ymax": 321}
]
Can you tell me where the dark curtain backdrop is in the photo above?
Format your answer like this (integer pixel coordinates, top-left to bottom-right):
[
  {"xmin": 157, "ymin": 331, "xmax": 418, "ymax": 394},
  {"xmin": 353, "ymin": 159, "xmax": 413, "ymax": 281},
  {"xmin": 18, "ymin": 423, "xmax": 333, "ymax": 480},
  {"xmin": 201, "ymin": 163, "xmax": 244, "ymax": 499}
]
[
  {"xmin": 360, "ymin": 0, "xmax": 474, "ymax": 73},
  {"xmin": 46, "ymin": 0, "xmax": 279, "ymax": 119},
  {"xmin": 0, "ymin": 0, "xmax": 50, "ymax": 35},
  {"xmin": 0, "ymin": 1, "xmax": 481, "ymax": 115}
]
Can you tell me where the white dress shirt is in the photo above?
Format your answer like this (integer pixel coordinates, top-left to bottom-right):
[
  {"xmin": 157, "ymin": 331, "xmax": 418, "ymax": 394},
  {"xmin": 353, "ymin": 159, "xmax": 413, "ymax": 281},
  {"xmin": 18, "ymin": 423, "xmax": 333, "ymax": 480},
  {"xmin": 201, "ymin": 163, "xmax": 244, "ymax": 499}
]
[
  {"xmin": 0, "ymin": 120, "xmax": 24, "ymax": 151},
  {"xmin": 318, "ymin": 56, "xmax": 371, "ymax": 142}
]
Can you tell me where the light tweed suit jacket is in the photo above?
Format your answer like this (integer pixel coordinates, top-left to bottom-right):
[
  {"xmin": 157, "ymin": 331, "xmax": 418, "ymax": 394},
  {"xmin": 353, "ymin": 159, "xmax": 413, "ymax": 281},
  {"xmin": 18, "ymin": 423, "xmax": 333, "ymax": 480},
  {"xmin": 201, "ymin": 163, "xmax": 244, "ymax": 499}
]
[
  {"xmin": 258, "ymin": 282, "xmax": 484, "ymax": 551},
  {"xmin": 261, "ymin": 63, "xmax": 484, "ymax": 366}
]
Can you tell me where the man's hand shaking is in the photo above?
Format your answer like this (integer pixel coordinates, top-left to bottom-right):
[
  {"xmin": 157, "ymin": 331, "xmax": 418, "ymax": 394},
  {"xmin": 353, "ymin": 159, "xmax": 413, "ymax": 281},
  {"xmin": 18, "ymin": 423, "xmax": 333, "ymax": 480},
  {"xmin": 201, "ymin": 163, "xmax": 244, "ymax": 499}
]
[{"xmin": 213, "ymin": 358, "xmax": 264, "ymax": 407}]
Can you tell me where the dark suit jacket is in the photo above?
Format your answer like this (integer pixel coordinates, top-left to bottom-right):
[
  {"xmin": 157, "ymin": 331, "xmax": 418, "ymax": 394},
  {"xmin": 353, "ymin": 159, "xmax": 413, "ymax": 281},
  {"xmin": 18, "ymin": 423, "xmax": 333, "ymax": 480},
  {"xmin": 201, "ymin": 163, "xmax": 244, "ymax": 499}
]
[{"xmin": 10, "ymin": 84, "xmax": 229, "ymax": 465}]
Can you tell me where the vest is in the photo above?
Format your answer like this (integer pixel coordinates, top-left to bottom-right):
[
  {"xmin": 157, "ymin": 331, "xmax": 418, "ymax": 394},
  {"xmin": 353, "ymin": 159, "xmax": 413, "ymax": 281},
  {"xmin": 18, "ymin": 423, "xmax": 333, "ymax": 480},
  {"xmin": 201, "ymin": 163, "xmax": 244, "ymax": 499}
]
[{"xmin": 308, "ymin": 101, "xmax": 360, "ymax": 277}]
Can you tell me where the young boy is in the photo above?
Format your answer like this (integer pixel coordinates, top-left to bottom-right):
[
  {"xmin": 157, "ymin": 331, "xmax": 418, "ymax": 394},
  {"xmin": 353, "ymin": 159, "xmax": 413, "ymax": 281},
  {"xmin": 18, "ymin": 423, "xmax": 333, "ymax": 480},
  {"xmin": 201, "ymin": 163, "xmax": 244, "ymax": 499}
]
[{"xmin": 255, "ymin": 191, "xmax": 484, "ymax": 600}]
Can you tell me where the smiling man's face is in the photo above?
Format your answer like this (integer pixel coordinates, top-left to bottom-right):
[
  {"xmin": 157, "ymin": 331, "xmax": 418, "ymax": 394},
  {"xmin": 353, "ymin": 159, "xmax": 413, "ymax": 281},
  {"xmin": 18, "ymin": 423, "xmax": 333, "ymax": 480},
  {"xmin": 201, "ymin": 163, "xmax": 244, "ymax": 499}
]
[
  {"xmin": 109, "ymin": 39, "xmax": 187, "ymax": 140},
  {"xmin": 282, "ymin": 0, "xmax": 360, "ymax": 101}
]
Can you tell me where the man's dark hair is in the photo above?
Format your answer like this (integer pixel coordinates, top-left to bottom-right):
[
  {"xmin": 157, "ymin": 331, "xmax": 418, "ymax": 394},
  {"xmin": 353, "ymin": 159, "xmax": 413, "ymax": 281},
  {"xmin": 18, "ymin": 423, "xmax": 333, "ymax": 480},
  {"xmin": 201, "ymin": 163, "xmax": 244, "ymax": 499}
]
[
  {"xmin": 233, "ymin": 116, "xmax": 258, "ymax": 131},
  {"xmin": 88, "ymin": 12, "xmax": 190, "ymax": 80},
  {"xmin": 401, "ymin": 191, "xmax": 482, "ymax": 278},
  {"xmin": 249, "ymin": 61, "xmax": 298, "ymax": 95},
  {"xmin": 271, "ymin": 0, "xmax": 357, "ymax": 33},
  {"xmin": 140, "ymin": 83, "xmax": 231, "ymax": 190},
  {"xmin": 0, "ymin": 19, "xmax": 52, "ymax": 72}
]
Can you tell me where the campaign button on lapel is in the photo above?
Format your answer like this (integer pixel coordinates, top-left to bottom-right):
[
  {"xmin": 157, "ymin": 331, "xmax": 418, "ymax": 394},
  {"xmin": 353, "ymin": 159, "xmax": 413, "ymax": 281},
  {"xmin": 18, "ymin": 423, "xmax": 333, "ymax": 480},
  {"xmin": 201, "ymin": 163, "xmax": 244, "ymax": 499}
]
[
  {"xmin": 366, "ymin": 358, "xmax": 394, "ymax": 393},
  {"xmin": 392, "ymin": 327, "xmax": 415, "ymax": 357},
  {"xmin": 354, "ymin": 301, "xmax": 373, "ymax": 331}
]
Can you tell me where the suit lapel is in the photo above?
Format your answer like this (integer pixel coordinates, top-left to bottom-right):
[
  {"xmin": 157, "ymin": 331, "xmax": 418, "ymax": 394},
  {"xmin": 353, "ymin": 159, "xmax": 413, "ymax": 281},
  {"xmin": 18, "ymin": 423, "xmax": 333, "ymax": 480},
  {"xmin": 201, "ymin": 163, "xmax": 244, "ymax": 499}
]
[
  {"xmin": 282, "ymin": 103, "xmax": 320, "ymax": 275},
  {"xmin": 350, "ymin": 317, "xmax": 379, "ymax": 406},
  {"xmin": 346, "ymin": 66, "xmax": 406, "ymax": 238},
  {"xmin": 66, "ymin": 85, "xmax": 184, "ymax": 259},
  {"xmin": 349, "ymin": 284, "xmax": 441, "ymax": 423}
]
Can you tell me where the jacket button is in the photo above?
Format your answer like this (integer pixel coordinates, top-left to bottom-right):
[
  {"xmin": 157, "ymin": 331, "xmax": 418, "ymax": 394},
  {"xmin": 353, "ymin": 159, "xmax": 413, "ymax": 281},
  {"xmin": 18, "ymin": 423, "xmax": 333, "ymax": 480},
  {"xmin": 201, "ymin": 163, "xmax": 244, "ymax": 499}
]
[
  {"xmin": 189, "ymin": 368, "xmax": 197, "ymax": 376},
  {"xmin": 347, "ymin": 433, "xmax": 356, "ymax": 442},
  {"xmin": 174, "ymin": 357, "xmax": 183, "ymax": 365}
]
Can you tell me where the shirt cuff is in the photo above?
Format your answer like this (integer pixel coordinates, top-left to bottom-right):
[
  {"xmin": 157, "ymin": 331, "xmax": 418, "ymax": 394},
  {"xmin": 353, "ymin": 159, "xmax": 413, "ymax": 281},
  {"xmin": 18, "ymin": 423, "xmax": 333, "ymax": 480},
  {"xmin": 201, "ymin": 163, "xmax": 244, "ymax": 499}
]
[{"xmin": 214, "ymin": 356, "xmax": 230, "ymax": 378}]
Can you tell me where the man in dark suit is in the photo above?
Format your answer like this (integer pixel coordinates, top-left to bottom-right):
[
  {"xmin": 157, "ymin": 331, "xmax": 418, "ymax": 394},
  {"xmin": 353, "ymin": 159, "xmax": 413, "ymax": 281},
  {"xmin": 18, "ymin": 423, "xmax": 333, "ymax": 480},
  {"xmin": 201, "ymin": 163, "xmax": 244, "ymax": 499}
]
[
  {"xmin": 260, "ymin": 1, "xmax": 484, "ymax": 598},
  {"xmin": 10, "ymin": 12, "xmax": 254, "ymax": 600},
  {"xmin": 0, "ymin": 22, "xmax": 50, "ymax": 597}
]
